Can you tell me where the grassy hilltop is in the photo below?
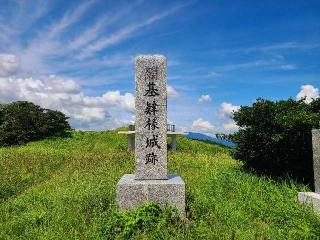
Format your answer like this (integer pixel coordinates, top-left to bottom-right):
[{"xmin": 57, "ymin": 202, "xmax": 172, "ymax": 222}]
[{"xmin": 0, "ymin": 130, "xmax": 320, "ymax": 239}]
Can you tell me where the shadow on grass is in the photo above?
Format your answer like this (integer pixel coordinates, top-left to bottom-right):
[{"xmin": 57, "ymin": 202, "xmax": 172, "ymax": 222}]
[{"xmin": 239, "ymin": 165, "xmax": 315, "ymax": 191}]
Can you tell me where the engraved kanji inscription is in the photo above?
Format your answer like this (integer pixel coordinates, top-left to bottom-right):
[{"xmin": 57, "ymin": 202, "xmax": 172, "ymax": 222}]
[
  {"xmin": 145, "ymin": 152, "xmax": 158, "ymax": 165},
  {"xmin": 145, "ymin": 66, "xmax": 158, "ymax": 82},
  {"xmin": 145, "ymin": 101, "xmax": 159, "ymax": 115},
  {"xmin": 144, "ymin": 82, "xmax": 159, "ymax": 97},
  {"xmin": 144, "ymin": 117, "xmax": 159, "ymax": 130},
  {"xmin": 146, "ymin": 134, "xmax": 161, "ymax": 149}
]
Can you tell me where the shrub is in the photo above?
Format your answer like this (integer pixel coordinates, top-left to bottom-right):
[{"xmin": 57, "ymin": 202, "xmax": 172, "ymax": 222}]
[
  {"xmin": 0, "ymin": 101, "xmax": 71, "ymax": 146},
  {"xmin": 102, "ymin": 203, "xmax": 181, "ymax": 239},
  {"xmin": 231, "ymin": 98, "xmax": 320, "ymax": 185}
]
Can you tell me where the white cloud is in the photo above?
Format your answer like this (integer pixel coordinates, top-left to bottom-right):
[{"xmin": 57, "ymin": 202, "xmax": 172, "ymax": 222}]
[
  {"xmin": 205, "ymin": 71, "xmax": 220, "ymax": 78},
  {"xmin": 188, "ymin": 118, "xmax": 239, "ymax": 135},
  {"xmin": 219, "ymin": 42, "xmax": 320, "ymax": 54},
  {"xmin": 0, "ymin": 75, "xmax": 135, "ymax": 130},
  {"xmin": 77, "ymin": 2, "xmax": 192, "ymax": 59},
  {"xmin": 296, "ymin": 85, "xmax": 319, "ymax": 103},
  {"xmin": 68, "ymin": 2, "xmax": 143, "ymax": 51},
  {"xmin": 15, "ymin": 1, "xmax": 97, "ymax": 74},
  {"xmin": 0, "ymin": 0, "xmax": 48, "ymax": 45},
  {"xmin": 219, "ymin": 102, "xmax": 240, "ymax": 118},
  {"xmin": 222, "ymin": 121, "xmax": 239, "ymax": 132},
  {"xmin": 0, "ymin": 54, "xmax": 19, "ymax": 77},
  {"xmin": 198, "ymin": 94, "xmax": 211, "ymax": 102},
  {"xmin": 279, "ymin": 64, "xmax": 296, "ymax": 70},
  {"xmin": 11, "ymin": 1, "xmax": 191, "ymax": 75},
  {"xmin": 48, "ymin": 0, "xmax": 97, "ymax": 39},
  {"xmin": 191, "ymin": 118, "xmax": 215, "ymax": 133},
  {"xmin": 167, "ymin": 85, "xmax": 179, "ymax": 98},
  {"xmin": 215, "ymin": 59, "xmax": 280, "ymax": 72}
]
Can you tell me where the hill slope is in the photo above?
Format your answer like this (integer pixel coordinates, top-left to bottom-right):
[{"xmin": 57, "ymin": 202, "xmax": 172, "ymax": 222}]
[
  {"xmin": 0, "ymin": 131, "xmax": 319, "ymax": 239},
  {"xmin": 186, "ymin": 132, "xmax": 236, "ymax": 148}
]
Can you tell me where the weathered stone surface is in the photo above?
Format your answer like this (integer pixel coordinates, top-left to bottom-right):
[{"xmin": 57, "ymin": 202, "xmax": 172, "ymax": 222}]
[
  {"xmin": 135, "ymin": 55, "xmax": 167, "ymax": 180},
  {"xmin": 117, "ymin": 174, "xmax": 185, "ymax": 213},
  {"xmin": 298, "ymin": 192, "xmax": 320, "ymax": 214},
  {"xmin": 312, "ymin": 129, "xmax": 320, "ymax": 193}
]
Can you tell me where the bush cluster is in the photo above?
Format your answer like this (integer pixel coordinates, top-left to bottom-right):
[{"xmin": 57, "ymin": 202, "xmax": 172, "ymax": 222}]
[
  {"xmin": 0, "ymin": 101, "xmax": 71, "ymax": 146},
  {"xmin": 102, "ymin": 203, "xmax": 181, "ymax": 239},
  {"xmin": 231, "ymin": 98, "xmax": 320, "ymax": 185}
]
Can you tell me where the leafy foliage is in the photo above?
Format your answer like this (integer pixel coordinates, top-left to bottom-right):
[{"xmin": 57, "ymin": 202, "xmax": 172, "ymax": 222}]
[
  {"xmin": 102, "ymin": 203, "xmax": 181, "ymax": 239},
  {"xmin": 0, "ymin": 101, "xmax": 71, "ymax": 146},
  {"xmin": 232, "ymin": 98, "xmax": 320, "ymax": 184}
]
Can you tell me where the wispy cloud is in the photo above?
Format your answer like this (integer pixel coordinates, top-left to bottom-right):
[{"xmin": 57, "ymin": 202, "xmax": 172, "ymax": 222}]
[
  {"xmin": 15, "ymin": 0, "xmax": 97, "ymax": 74},
  {"xmin": 217, "ymin": 59, "xmax": 280, "ymax": 71},
  {"xmin": 1, "ymin": 0, "xmax": 194, "ymax": 78},
  {"xmin": 68, "ymin": 0, "xmax": 144, "ymax": 51},
  {"xmin": 48, "ymin": 0, "xmax": 97, "ymax": 39},
  {"xmin": 0, "ymin": 0, "xmax": 48, "ymax": 47},
  {"xmin": 167, "ymin": 70, "xmax": 220, "ymax": 81},
  {"xmin": 279, "ymin": 64, "xmax": 297, "ymax": 70},
  {"xmin": 212, "ymin": 57, "xmax": 298, "ymax": 73},
  {"xmin": 67, "ymin": 14, "xmax": 110, "ymax": 51},
  {"xmin": 15, "ymin": 0, "xmax": 48, "ymax": 26},
  {"xmin": 77, "ymin": 1, "xmax": 194, "ymax": 59},
  {"xmin": 217, "ymin": 42, "xmax": 320, "ymax": 54}
]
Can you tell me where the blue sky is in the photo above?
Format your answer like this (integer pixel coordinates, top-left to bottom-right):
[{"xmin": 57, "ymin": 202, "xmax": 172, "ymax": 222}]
[{"xmin": 0, "ymin": 0, "xmax": 319, "ymax": 134}]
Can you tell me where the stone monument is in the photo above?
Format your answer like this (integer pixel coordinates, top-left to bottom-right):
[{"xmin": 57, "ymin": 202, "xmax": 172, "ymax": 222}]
[
  {"xmin": 117, "ymin": 55, "xmax": 185, "ymax": 213},
  {"xmin": 298, "ymin": 129, "xmax": 320, "ymax": 214}
]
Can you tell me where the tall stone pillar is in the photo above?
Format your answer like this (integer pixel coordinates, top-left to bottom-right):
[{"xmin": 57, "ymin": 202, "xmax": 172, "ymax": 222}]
[{"xmin": 116, "ymin": 55, "xmax": 185, "ymax": 213}]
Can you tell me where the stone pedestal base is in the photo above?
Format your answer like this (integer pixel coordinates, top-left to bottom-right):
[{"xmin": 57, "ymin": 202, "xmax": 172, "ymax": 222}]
[
  {"xmin": 298, "ymin": 192, "xmax": 320, "ymax": 214},
  {"xmin": 117, "ymin": 173, "xmax": 185, "ymax": 213}
]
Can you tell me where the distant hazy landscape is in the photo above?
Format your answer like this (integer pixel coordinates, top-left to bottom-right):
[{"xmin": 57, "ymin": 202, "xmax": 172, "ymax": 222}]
[{"xmin": 186, "ymin": 132, "xmax": 236, "ymax": 148}]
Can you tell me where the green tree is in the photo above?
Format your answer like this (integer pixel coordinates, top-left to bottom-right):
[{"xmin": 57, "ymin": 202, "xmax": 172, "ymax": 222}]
[
  {"xmin": 0, "ymin": 101, "xmax": 71, "ymax": 146},
  {"xmin": 231, "ymin": 98, "xmax": 320, "ymax": 185}
]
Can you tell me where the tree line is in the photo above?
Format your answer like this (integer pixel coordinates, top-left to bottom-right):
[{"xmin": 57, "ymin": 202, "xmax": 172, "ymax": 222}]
[
  {"xmin": 0, "ymin": 101, "xmax": 71, "ymax": 146},
  {"xmin": 231, "ymin": 97, "xmax": 320, "ymax": 186}
]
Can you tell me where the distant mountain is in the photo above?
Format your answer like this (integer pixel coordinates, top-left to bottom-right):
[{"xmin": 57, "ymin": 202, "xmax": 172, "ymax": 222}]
[{"xmin": 185, "ymin": 132, "xmax": 236, "ymax": 148}]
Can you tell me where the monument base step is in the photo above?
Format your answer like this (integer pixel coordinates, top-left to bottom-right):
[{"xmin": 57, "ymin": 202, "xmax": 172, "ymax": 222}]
[
  {"xmin": 298, "ymin": 192, "xmax": 320, "ymax": 214},
  {"xmin": 117, "ymin": 173, "xmax": 185, "ymax": 213}
]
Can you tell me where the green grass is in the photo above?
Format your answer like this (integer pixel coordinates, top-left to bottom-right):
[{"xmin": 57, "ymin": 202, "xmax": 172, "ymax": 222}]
[{"xmin": 0, "ymin": 130, "xmax": 319, "ymax": 239}]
